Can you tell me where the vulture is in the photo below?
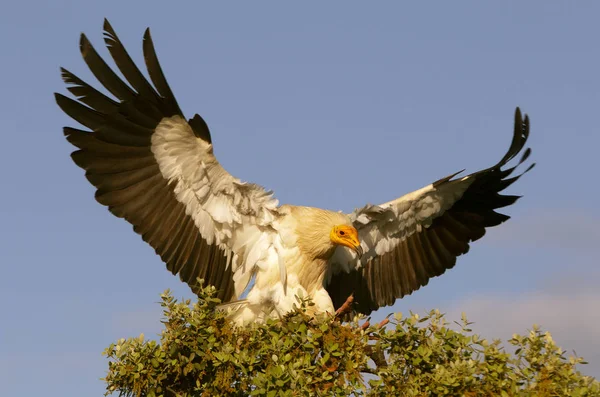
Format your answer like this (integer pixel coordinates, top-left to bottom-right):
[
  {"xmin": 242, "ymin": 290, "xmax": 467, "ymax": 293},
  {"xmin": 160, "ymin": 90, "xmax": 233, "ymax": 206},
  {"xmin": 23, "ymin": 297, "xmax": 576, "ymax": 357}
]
[{"xmin": 56, "ymin": 21, "xmax": 534, "ymax": 325}]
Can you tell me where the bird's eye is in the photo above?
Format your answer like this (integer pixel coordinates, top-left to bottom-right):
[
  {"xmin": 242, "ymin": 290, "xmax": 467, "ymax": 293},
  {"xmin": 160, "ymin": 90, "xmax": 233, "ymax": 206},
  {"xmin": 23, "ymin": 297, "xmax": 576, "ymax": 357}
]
[{"xmin": 339, "ymin": 230, "xmax": 345, "ymax": 236}]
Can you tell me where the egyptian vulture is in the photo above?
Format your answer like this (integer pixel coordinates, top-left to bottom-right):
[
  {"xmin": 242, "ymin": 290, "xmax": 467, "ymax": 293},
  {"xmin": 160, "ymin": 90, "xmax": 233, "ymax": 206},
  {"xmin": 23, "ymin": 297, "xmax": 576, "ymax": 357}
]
[{"xmin": 56, "ymin": 21, "xmax": 533, "ymax": 325}]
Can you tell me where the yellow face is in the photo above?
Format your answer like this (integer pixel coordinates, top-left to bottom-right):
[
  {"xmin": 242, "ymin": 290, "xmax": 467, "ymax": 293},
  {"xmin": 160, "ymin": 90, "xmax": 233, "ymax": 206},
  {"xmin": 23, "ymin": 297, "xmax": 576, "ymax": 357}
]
[{"xmin": 330, "ymin": 225, "xmax": 363, "ymax": 257}]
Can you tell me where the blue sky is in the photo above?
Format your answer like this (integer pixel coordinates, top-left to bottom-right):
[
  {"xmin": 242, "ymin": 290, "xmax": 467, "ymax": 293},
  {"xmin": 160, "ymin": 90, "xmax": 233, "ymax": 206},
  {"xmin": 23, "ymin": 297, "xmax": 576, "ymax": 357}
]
[{"xmin": 1, "ymin": 1, "xmax": 599, "ymax": 395}]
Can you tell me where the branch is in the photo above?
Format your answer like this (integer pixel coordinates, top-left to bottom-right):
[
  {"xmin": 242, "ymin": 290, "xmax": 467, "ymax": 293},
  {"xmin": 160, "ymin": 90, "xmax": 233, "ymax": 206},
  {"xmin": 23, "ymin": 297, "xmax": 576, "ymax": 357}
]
[
  {"xmin": 335, "ymin": 294, "xmax": 354, "ymax": 318},
  {"xmin": 358, "ymin": 366, "xmax": 378, "ymax": 375},
  {"xmin": 365, "ymin": 345, "xmax": 388, "ymax": 369}
]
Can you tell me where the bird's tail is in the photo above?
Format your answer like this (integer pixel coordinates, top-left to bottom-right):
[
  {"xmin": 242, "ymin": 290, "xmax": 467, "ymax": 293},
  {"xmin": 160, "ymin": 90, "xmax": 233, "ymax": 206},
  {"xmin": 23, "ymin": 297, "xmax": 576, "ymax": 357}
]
[
  {"xmin": 217, "ymin": 299, "xmax": 280, "ymax": 326},
  {"xmin": 217, "ymin": 299, "xmax": 256, "ymax": 325}
]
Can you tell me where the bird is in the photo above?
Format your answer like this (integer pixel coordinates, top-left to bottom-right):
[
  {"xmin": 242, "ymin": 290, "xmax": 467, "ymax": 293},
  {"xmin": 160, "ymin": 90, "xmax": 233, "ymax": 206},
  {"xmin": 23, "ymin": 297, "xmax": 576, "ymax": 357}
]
[{"xmin": 56, "ymin": 20, "xmax": 534, "ymax": 325}]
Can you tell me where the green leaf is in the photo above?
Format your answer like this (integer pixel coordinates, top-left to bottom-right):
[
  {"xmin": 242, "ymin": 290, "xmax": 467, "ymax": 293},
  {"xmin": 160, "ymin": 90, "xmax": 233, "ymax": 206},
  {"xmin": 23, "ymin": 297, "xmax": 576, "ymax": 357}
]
[{"xmin": 102, "ymin": 290, "xmax": 600, "ymax": 397}]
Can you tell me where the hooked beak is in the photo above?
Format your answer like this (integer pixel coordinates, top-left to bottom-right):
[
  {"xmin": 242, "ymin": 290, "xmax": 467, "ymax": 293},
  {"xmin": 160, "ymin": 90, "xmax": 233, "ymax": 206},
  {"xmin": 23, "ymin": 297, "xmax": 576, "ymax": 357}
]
[
  {"xmin": 353, "ymin": 244, "xmax": 363, "ymax": 259},
  {"xmin": 331, "ymin": 226, "xmax": 363, "ymax": 259}
]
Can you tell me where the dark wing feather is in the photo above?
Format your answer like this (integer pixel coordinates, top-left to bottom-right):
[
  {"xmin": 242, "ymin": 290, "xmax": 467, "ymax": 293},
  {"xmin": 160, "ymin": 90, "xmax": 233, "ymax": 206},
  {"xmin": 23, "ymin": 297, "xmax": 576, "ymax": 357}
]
[
  {"xmin": 327, "ymin": 108, "xmax": 533, "ymax": 315},
  {"xmin": 56, "ymin": 20, "xmax": 238, "ymax": 301}
]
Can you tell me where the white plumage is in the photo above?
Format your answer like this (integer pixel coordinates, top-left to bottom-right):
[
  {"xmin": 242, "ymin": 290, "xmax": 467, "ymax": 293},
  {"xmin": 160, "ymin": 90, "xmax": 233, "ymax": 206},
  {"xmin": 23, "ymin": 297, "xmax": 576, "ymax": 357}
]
[{"xmin": 56, "ymin": 21, "xmax": 534, "ymax": 325}]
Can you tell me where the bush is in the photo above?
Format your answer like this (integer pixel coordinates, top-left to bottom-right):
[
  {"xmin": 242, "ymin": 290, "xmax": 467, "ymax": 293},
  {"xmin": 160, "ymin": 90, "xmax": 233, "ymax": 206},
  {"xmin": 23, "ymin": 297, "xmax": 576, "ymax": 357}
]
[{"xmin": 103, "ymin": 285, "xmax": 599, "ymax": 396}]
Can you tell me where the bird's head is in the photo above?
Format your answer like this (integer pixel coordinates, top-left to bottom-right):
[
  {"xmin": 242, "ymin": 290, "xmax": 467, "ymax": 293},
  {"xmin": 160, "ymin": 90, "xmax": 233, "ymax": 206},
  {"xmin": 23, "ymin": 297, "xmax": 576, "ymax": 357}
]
[
  {"xmin": 292, "ymin": 206, "xmax": 363, "ymax": 260},
  {"xmin": 330, "ymin": 225, "xmax": 363, "ymax": 258}
]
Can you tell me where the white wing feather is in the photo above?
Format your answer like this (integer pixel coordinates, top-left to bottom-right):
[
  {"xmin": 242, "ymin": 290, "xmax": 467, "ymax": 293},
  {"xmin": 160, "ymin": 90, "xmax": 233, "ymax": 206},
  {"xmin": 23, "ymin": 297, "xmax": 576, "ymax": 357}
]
[
  {"xmin": 329, "ymin": 177, "xmax": 474, "ymax": 278},
  {"xmin": 152, "ymin": 115, "xmax": 282, "ymax": 297}
]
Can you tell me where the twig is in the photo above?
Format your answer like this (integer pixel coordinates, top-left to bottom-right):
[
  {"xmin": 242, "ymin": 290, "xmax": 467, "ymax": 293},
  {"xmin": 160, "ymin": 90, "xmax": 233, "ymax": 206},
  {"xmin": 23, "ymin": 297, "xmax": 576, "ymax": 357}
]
[
  {"xmin": 365, "ymin": 345, "xmax": 388, "ymax": 369},
  {"xmin": 335, "ymin": 294, "xmax": 354, "ymax": 318},
  {"xmin": 377, "ymin": 318, "xmax": 389, "ymax": 329}
]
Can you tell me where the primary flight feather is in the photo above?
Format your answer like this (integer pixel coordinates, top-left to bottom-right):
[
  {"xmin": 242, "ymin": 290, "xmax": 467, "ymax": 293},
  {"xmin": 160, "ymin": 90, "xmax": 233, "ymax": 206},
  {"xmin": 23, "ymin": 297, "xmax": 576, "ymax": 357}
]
[{"xmin": 56, "ymin": 21, "xmax": 534, "ymax": 325}]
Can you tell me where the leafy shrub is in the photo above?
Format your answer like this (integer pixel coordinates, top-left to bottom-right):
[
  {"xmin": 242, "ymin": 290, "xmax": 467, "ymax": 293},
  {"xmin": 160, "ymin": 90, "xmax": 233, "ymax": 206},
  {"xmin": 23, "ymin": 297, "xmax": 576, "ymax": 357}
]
[{"xmin": 104, "ymin": 285, "xmax": 599, "ymax": 396}]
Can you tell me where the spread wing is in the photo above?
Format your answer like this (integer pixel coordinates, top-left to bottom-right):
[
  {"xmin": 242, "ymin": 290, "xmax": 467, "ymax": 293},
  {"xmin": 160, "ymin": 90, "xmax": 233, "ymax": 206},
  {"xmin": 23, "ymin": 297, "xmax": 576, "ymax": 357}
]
[
  {"xmin": 56, "ymin": 20, "xmax": 280, "ymax": 302},
  {"xmin": 327, "ymin": 108, "xmax": 534, "ymax": 315}
]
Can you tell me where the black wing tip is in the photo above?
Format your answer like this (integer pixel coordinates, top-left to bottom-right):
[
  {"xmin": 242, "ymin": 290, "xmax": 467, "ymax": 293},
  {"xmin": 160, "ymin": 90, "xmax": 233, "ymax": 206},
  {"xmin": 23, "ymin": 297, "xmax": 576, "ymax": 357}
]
[
  {"xmin": 96, "ymin": 20, "xmax": 152, "ymax": 43},
  {"xmin": 54, "ymin": 92, "xmax": 69, "ymax": 105},
  {"xmin": 521, "ymin": 147, "xmax": 532, "ymax": 163},
  {"xmin": 79, "ymin": 32, "xmax": 89, "ymax": 48},
  {"xmin": 432, "ymin": 169, "xmax": 466, "ymax": 187},
  {"xmin": 63, "ymin": 126, "xmax": 77, "ymax": 137},
  {"xmin": 142, "ymin": 28, "xmax": 155, "ymax": 54},
  {"xmin": 78, "ymin": 33, "xmax": 96, "ymax": 60},
  {"xmin": 103, "ymin": 20, "xmax": 116, "ymax": 42},
  {"xmin": 142, "ymin": 28, "xmax": 156, "ymax": 56},
  {"xmin": 59, "ymin": 67, "xmax": 78, "ymax": 84},
  {"xmin": 515, "ymin": 107, "xmax": 530, "ymax": 142},
  {"xmin": 525, "ymin": 163, "xmax": 536, "ymax": 173},
  {"xmin": 497, "ymin": 194, "xmax": 523, "ymax": 208},
  {"xmin": 494, "ymin": 106, "xmax": 533, "ymax": 171},
  {"xmin": 103, "ymin": 18, "xmax": 112, "ymax": 31},
  {"xmin": 515, "ymin": 106, "xmax": 530, "ymax": 124}
]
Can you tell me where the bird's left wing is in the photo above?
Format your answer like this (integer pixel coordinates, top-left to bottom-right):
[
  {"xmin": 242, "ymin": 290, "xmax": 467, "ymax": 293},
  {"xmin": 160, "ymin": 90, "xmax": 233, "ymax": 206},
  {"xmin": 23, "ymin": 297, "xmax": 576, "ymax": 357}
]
[
  {"xmin": 327, "ymin": 108, "xmax": 534, "ymax": 315},
  {"xmin": 55, "ymin": 21, "xmax": 280, "ymax": 302}
]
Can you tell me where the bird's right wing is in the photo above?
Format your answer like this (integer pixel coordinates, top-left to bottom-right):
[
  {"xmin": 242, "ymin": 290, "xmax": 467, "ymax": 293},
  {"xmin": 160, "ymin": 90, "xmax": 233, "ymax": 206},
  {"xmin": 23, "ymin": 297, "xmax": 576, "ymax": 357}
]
[{"xmin": 56, "ymin": 20, "xmax": 280, "ymax": 302}]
